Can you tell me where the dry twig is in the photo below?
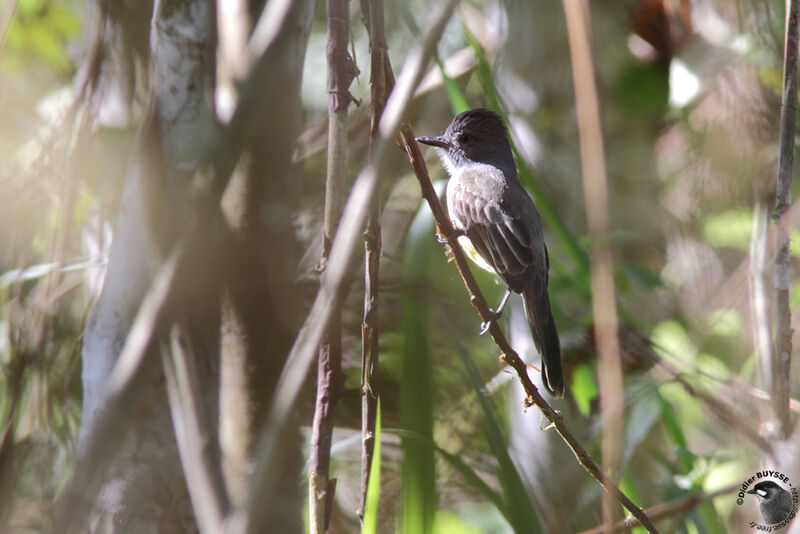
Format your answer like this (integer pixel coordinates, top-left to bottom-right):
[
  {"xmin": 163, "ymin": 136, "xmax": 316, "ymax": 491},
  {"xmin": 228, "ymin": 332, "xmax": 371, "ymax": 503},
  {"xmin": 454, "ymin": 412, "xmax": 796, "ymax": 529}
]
[{"xmin": 579, "ymin": 484, "xmax": 737, "ymax": 534}]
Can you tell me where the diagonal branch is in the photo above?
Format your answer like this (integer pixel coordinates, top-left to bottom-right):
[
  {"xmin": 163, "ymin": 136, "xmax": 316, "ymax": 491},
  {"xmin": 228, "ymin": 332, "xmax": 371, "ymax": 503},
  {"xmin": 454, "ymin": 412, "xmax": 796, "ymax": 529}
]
[
  {"xmin": 579, "ymin": 484, "xmax": 737, "ymax": 534},
  {"xmin": 401, "ymin": 134, "xmax": 658, "ymax": 533},
  {"xmin": 162, "ymin": 325, "xmax": 230, "ymax": 534}
]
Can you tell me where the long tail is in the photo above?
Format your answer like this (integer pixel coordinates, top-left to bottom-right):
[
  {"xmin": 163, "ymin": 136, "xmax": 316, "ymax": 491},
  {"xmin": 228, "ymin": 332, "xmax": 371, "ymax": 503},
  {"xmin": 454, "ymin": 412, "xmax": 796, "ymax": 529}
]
[{"xmin": 522, "ymin": 279, "xmax": 564, "ymax": 397}]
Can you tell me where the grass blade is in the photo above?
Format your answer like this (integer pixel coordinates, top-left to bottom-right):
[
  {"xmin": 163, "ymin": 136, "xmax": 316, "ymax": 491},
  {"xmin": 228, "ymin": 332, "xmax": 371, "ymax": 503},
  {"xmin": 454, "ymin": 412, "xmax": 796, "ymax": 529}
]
[{"xmin": 361, "ymin": 401, "xmax": 382, "ymax": 534}]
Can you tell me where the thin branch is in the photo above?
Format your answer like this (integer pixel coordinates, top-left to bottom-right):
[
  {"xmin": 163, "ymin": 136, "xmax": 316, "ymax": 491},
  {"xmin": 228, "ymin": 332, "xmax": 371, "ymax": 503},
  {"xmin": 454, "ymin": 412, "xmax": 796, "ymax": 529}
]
[
  {"xmin": 749, "ymin": 203, "xmax": 772, "ymax": 402},
  {"xmin": 562, "ymin": 0, "xmax": 624, "ymax": 527},
  {"xmin": 358, "ymin": 0, "xmax": 390, "ymax": 520},
  {"xmin": 402, "ymin": 135, "xmax": 657, "ymax": 533},
  {"xmin": 773, "ymin": 0, "xmax": 798, "ymax": 437},
  {"xmin": 162, "ymin": 325, "xmax": 230, "ymax": 534},
  {"xmin": 579, "ymin": 484, "xmax": 738, "ymax": 534},
  {"xmin": 309, "ymin": 0, "xmax": 357, "ymax": 530},
  {"xmin": 227, "ymin": 3, "xmax": 460, "ymax": 533}
]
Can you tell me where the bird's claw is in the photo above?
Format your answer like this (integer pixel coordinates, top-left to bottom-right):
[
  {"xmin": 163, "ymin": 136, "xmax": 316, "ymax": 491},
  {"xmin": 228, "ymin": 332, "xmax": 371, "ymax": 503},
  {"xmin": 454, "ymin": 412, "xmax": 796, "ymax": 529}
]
[
  {"xmin": 479, "ymin": 311, "xmax": 499, "ymax": 335},
  {"xmin": 436, "ymin": 229, "xmax": 465, "ymax": 245},
  {"xmin": 479, "ymin": 289, "xmax": 511, "ymax": 335},
  {"xmin": 479, "ymin": 319, "xmax": 493, "ymax": 335}
]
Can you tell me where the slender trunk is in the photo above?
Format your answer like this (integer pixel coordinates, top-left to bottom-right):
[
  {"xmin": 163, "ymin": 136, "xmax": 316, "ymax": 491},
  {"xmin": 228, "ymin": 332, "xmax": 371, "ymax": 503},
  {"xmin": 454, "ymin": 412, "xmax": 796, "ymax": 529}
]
[
  {"xmin": 773, "ymin": 0, "xmax": 797, "ymax": 438},
  {"xmin": 79, "ymin": 0, "xmax": 217, "ymax": 531},
  {"xmin": 562, "ymin": 0, "xmax": 623, "ymax": 528},
  {"xmin": 358, "ymin": 0, "xmax": 391, "ymax": 518},
  {"xmin": 309, "ymin": 0, "xmax": 357, "ymax": 529}
]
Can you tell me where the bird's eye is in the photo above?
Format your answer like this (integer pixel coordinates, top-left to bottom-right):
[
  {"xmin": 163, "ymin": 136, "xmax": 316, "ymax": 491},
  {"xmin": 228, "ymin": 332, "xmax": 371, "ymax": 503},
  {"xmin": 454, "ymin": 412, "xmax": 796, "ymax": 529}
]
[{"xmin": 460, "ymin": 133, "xmax": 471, "ymax": 143}]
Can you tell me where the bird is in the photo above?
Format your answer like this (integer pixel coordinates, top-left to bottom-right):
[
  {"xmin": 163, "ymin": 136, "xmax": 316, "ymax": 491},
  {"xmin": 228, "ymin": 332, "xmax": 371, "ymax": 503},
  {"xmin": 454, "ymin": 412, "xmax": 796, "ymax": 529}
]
[
  {"xmin": 747, "ymin": 480, "xmax": 793, "ymax": 525},
  {"xmin": 416, "ymin": 108, "xmax": 564, "ymax": 397}
]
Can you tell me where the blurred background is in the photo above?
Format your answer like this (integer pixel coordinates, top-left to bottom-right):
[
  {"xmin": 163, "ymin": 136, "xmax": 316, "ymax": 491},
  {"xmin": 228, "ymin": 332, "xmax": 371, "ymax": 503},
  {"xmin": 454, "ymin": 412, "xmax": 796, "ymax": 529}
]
[{"xmin": 1, "ymin": 0, "xmax": 798, "ymax": 532}]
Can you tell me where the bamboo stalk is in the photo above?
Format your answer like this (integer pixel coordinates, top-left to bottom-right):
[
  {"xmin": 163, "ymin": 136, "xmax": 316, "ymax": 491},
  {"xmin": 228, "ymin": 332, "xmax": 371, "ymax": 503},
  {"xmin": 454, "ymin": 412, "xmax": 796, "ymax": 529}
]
[
  {"xmin": 309, "ymin": 0, "xmax": 357, "ymax": 530},
  {"xmin": 357, "ymin": 0, "xmax": 391, "ymax": 520},
  {"xmin": 561, "ymin": 0, "xmax": 624, "ymax": 528}
]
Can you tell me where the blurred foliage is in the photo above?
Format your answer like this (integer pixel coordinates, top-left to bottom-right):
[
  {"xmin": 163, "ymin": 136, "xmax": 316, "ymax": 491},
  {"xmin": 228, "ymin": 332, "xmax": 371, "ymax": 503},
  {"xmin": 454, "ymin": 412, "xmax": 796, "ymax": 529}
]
[
  {"xmin": 2, "ymin": 0, "xmax": 80, "ymax": 73},
  {"xmin": 2, "ymin": 0, "xmax": 799, "ymax": 533}
]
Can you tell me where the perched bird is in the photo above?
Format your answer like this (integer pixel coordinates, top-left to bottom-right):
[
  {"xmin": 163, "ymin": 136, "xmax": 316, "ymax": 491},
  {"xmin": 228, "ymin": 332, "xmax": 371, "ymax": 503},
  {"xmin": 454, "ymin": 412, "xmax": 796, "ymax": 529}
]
[
  {"xmin": 417, "ymin": 108, "xmax": 564, "ymax": 397},
  {"xmin": 747, "ymin": 480, "xmax": 793, "ymax": 525}
]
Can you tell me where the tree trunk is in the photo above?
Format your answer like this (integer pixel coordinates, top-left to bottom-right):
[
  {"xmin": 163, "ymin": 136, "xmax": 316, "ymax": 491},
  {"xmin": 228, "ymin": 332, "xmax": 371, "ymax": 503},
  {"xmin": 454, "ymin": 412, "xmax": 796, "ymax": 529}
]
[{"xmin": 79, "ymin": 1, "xmax": 217, "ymax": 531}]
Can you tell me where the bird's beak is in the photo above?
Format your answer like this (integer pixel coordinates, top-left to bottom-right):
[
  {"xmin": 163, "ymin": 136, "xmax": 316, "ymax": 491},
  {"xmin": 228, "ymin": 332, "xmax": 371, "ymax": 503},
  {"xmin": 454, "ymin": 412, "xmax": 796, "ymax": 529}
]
[
  {"xmin": 746, "ymin": 489, "xmax": 756, "ymax": 495},
  {"xmin": 416, "ymin": 135, "xmax": 451, "ymax": 149}
]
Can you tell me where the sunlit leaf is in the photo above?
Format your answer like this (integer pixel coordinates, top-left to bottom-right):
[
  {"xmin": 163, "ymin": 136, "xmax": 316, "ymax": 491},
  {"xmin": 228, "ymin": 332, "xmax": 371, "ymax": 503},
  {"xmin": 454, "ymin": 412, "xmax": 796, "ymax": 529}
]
[
  {"xmin": 571, "ymin": 362, "xmax": 597, "ymax": 417},
  {"xmin": 433, "ymin": 510, "xmax": 484, "ymax": 534},
  {"xmin": 703, "ymin": 209, "xmax": 752, "ymax": 251},
  {"xmin": 651, "ymin": 319, "xmax": 695, "ymax": 361}
]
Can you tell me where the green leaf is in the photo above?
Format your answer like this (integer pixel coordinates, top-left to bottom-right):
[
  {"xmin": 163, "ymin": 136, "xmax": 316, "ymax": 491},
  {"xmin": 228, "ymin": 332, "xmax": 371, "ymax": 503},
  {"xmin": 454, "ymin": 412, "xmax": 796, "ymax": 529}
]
[
  {"xmin": 401, "ymin": 205, "xmax": 437, "ymax": 534},
  {"xmin": 2, "ymin": 2, "xmax": 81, "ymax": 73},
  {"xmin": 446, "ymin": 325, "xmax": 543, "ymax": 534},
  {"xmin": 386, "ymin": 428, "xmax": 509, "ymax": 525},
  {"xmin": 656, "ymin": 390, "xmax": 694, "ymax": 473},
  {"xmin": 623, "ymin": 263, "xmax": 665, "ymax": 289},
  {"xmin": 703, "ymin": 209, "xmax": 753, "ymax": 251},
  {"xmin": 614, "ymin": 63, "xmax": 669, "ymax": 116},
  {"xmin": 434, "ymin": 56, "xmax": 470, "ymax": 114},
  {"xmin": 651, "ymin": 320, "xmax": 695, "ymax": 361},
  {"xmin": 433, "ymin": 510, "xmax": 484, "ymax": 534},
  {"xmin": 361, "ymin": 401, "xmax": 382, "ymax": 534},
  {"xmin": 571, "ymin": 362, "xmax": 598, "ymax": 417}
]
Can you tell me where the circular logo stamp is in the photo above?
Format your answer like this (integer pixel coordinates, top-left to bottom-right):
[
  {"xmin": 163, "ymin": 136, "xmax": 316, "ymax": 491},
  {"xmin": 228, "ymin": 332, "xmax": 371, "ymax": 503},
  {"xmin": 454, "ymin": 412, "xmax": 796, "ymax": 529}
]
[{"xmin": 736, "ymin": 470, "xmax": 798, "ymax": 531}]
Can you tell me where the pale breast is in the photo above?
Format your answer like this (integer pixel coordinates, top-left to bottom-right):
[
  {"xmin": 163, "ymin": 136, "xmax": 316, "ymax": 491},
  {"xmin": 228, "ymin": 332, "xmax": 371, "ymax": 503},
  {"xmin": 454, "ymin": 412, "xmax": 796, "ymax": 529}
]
[{"xmin": 445, "ymin": 163, "xmax": 505, "ymax": 230}]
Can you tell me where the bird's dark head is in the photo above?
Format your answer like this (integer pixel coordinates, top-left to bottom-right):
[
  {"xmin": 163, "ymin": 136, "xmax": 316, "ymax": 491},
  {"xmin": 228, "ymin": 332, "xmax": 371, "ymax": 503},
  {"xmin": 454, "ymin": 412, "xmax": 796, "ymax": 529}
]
[
  {"xmin": 416, "ymin": 108, "xmax": 516, "ymax": 179},
  {"xmin": 747, "ymin": 480, "xmax": 786, "ymax": 501}
]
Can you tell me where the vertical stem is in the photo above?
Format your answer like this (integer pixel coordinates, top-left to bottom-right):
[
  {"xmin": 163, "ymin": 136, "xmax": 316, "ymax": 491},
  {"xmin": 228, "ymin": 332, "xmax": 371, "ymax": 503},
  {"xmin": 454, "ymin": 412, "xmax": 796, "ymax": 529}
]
[
  {"xmin": 358, "ymin": 0, "xmax": 390, "ymax": 520},
  {"xmin": 773, "ymin": 0, "xmax": 797, "ymax": 437},
  {"xmin": 749, "ymin": 205, "xmax": 772, "ymax": 408},
  {"xmin": 309, "ymin": 0, "xmax": 357, "ymax": 531},
  {"xmin": 562, "ymin": 0, "xmax": 624, "ymax": 529}
]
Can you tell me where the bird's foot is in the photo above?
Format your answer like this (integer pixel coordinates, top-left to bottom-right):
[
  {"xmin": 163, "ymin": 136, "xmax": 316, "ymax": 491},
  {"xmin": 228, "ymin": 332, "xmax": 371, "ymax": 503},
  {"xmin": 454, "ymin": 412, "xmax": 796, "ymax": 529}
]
[
  {"xmin": 436, "ymin": 228, "xmax": 465, "ymax": 245},
  {"xmin": 479, "ymin": 316, "xmax": 496, "ymax": 335},
  {"xmin": 479, "ymin": 307, "xmax": 505, "ymax": 335},
  {"xmin": 479, "ymin": 288, "xmax": 512, "ymax": 335}
]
